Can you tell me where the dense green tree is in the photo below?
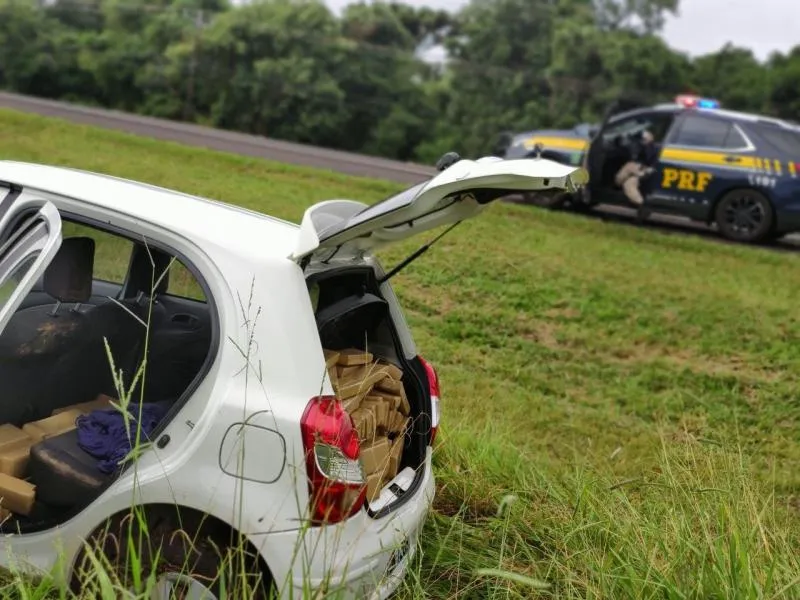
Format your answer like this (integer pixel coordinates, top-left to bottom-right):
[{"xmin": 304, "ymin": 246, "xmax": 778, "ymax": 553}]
[
  {"xmin": 767, "ymin": 46, "xmax": 800, "ymax": 122},
  {"xmin": 1, "ymin": 0, "xmax": 800, "ymax": 162},
  {"xmin": 593, "ymin": 0, "xmax": 679, "ymax": 33},
  {"xmin": 689, "ymin": 44, "xmax": 770, "ymax": 113}
]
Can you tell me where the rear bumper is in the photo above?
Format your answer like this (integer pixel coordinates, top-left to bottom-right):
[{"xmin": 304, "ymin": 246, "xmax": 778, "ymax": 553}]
[{"xmin": 252, "ymin": 448, "xmax": 435, "ymax": 599}]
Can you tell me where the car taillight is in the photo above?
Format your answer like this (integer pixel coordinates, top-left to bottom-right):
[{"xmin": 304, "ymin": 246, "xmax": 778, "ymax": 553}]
[
  {"xmin": 418, "ymin": 356, "xmax": 440, "ymax": 446},
  {"xmin": 300, "ymin": 396, "xmax": 366, "ymax": 525}
]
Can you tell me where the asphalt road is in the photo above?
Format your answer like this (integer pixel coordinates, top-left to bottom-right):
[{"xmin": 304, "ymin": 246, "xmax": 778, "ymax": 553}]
[
  {"xmin": 2, "ymin": 90, "xmax": 799, "ymax": 251},
  {"xmin": 0, "ymin": 91, "xmax": 436, "ymax": 184}
]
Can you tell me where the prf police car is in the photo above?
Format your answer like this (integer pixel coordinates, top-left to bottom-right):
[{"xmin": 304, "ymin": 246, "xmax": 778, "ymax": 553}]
[
  {"xmin": 504, "ymin": 95, "xmax": 800, "ymax": 244},
  {"xmin": 497, "ymin": 122, "xmax": 596, "ymax": 164}
]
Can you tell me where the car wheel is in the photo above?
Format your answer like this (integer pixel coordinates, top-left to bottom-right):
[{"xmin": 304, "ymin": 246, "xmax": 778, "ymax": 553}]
[
  {"xmin": 70, "ymin": 507, "xmax": 274, "ymax": 599},
  {"xmin": 714, "ymin": 189, "xmax": 774, "ymax": 243},
  {"xmin": 521, "ymin": 190, "xmax": 569, "ymax": 209}
]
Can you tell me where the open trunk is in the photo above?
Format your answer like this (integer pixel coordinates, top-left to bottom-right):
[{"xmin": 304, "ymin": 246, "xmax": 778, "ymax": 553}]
[
  {"xmin": 297, "ymin": 155, "xmax": 589, "ymax": 516},
  {"xmin": 308, "ymin": 266, "xmax": 429, "ymax": 515}
]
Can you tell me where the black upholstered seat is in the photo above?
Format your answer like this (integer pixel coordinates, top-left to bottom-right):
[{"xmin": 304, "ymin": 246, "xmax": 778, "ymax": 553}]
[
  {"xmin": 28, "ymin": 428, "xmax": 112, "ymax": 509},
  {"xmin": 0, "ymin": 237, "xmax": 150, "ymax": 424}
]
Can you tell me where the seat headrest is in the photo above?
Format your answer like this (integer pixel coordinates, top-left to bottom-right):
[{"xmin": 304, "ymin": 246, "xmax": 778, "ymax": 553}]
[
  {"xmin": 124, "ymin": 245, "xmax": 171, "ymax": 298},
  {"xmin": 43, "ymin": 237, "xmax": 95, "ymax": 303}
]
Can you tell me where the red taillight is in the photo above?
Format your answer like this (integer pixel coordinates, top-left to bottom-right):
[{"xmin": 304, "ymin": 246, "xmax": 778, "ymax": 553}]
[
  {"xmin": 418, "ymin": 356, "xmax": 440, "ymax": 446},
  {"xmin": 300, "ymin": 396, "xmax": 366, "ymax": 525}
]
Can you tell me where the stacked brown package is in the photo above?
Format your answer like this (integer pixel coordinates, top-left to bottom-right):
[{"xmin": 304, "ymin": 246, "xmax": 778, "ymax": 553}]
[
  {"xmin": 0, "ymin": 394, "xmax": 115, "ymax": 518},
  {"xmin": 324, "ymin": 348, "xmax": 410, "ymax": 502}
]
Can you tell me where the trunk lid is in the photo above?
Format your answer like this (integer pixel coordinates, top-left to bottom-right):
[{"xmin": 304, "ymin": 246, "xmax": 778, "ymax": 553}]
[{"xmin": 291, "ymin": 156, "xmax": 588, "ymax": 263}]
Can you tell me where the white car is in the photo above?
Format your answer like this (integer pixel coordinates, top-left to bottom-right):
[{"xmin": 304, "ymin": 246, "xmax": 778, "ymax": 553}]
[{"xmin": 0, "ymin": 156, "xmax": 586, "ymax": 599}]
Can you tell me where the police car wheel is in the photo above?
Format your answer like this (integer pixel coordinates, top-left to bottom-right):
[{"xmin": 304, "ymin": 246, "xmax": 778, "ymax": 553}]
[{"xmin": 714, "ymin": 189, "xmax": 774, "ymax": 243}]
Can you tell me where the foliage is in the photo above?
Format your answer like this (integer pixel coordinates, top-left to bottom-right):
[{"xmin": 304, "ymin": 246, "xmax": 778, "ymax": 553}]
[{"xmin": 1, "ymin": 0, "xmax": 799, "ymax": 161}]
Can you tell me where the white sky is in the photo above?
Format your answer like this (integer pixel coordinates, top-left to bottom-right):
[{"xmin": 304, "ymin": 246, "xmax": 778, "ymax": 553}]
[{"xmin": 323, "ymin": 0, "xmax": 798, "ymax": 61}]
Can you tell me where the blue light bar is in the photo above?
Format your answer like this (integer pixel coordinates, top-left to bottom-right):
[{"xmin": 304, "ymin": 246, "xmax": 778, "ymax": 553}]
[{"xmin": 697, "ymin": 98, "xmax": 721, "ymax": 109}]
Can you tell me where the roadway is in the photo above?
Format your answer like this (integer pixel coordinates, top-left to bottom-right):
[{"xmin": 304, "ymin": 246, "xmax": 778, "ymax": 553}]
[{"xmin": 2, "ymin": 90, "xmax": 798, "ymax": 251}]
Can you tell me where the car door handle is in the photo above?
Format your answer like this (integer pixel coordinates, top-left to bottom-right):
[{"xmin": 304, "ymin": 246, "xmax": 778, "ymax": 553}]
[
  {"xmin": 723, "ymin": 155, "xmax": 742, "ymax": 163},
  {"xmin": 171, "ymin": 313, "xmax": 199, "ymax": 327}
]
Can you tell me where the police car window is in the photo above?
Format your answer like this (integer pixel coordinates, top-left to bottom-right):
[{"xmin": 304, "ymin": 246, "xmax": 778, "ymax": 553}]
[
  {"xmin": 602, "ymin": 114, "xmax": 673, "ymax": 144},
  {"xmin": 758, "ymin": 127, "xmax": 800, "ymax": 155},
  {"xmin": 602, "ymin": 118, "xmax": 646, "ymax": 141},
  {"xmin": 674, "ymin": 115, "xmax": 745, "ymax": 149}
]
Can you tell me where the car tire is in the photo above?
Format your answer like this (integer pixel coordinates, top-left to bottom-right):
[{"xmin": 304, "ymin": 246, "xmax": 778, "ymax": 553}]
[
  {"xmin": 70, "ymin": 506, "xmax": 274, "ymax": 599},
  {"xmin": 714, "ymin": 189, "xmax": 774, "ymax": 243}
]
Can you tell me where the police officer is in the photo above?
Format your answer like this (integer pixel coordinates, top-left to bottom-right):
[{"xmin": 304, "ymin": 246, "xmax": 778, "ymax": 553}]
[{"xmin": 615, "ymin": 130, "xmax": 657, "ymax": 222}]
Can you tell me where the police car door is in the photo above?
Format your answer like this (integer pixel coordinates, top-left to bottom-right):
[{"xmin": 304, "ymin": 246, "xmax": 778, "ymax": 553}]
[
  {"xmin": 656, "ymin": 113, "xmax": 753, "ymax": 220},
  {"xmin": 586, "ymin": 110, "xmax": 676, "ymax": 202},
  {"xmin": 585, "ymin": 98, "xmax": 648, "ymax": 191}
]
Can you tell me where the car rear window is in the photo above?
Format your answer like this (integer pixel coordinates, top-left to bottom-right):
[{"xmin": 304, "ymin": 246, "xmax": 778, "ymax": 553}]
[
  {"xmin": 757, "ymin": 126, "xmax": 800, "ymax": 155},
  {"xmin": 673, "ymin": 115, "xmax": 748, "ymax": 149}
]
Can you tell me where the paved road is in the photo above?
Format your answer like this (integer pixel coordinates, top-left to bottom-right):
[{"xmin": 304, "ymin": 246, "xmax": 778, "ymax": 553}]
[
  {"xmin": 0, "ymin": 91, "xmax": 436, "ymax": 184},
  {"xmin": 2, "ymin": 90, "xmax": 799, "ymax": 251}
]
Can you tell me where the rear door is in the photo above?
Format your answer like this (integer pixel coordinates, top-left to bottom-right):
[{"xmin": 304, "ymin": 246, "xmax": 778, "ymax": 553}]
[
  {"xmin": 0, "ymin": 186, "xmax": 63, "ymax": 331},
  {"xmin": 655, "ymin": 113, "xmax": 755, "ymax": 220},
  {"xmin": 292, "ymin": 156, "xmax": 588, "ymax": 262}
]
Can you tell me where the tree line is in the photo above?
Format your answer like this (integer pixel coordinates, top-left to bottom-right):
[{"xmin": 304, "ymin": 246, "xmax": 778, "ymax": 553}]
[{"xmin": 1, "ymin": 0, "xmax": 798, "ymax": 164}]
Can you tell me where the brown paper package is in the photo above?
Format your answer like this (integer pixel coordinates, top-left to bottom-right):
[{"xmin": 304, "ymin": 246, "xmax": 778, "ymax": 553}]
[{"xmin": 0, "ymin": 473, "xmax": 35, "ymax": 516}]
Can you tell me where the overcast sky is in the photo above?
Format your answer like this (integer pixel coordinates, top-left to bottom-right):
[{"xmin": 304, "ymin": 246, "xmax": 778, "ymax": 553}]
[{"xmin": 323, "ymin": 0, "xmax": 797, "ymax": 61}]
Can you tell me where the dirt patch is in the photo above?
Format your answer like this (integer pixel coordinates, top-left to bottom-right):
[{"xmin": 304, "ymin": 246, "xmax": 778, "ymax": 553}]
[
  {"xmin": 399, "ymin": 284, "xmax": 458, "ymax": 317},
  {"xmin": 435, "ymin": 483, "xmax": 499, "ymax": 523},
  {"xmin": 543, "ymin": 307, "xmax": 581, "ymax": 320},
  {"xmin": 603, "ymin": 343, "xmax": 780, "ymax": 384},
  {"xmin": 16, "ymin": 319, "xmax": 79, "ymax": 356},
  {"xmin": 515, "ymin": 316, "xmax": 560, "ymax": 348}
]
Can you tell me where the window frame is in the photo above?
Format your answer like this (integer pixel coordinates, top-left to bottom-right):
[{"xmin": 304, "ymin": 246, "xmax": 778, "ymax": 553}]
[{"xmin": 0, "ymin": 197, "xmax": 63, "ymax": 335}]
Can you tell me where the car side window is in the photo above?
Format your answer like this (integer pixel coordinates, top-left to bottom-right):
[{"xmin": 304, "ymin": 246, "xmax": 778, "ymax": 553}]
[
  {"xmin": 673, "ymin": 115, "xmax": 748, "ymax": 150},
  {"xmin": 166, "ymin": 259, "xmax": 207, "ymax": 302},
  {"xmin": 602, "ymin": 113, "xmax": 675, "ymax": 145},
  {"xmin": 758, "ymin": 126, "xmax": 800, "ymax": 155},
  {"xmin": 62, "ymin": 221, "xmax": 134, "ymax": 284},
  {"xmin": 602, "ymin": 117, "xmax": 647, "ymax": 143},
  {"xmin": 0, "ymin": 254, "xmax": 38, "ymax": 313}
]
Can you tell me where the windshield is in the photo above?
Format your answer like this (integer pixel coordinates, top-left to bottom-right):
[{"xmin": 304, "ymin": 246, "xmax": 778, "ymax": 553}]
[{"xmin": 351, "ymin": 182, "xmax": 428, "ymax": 223}]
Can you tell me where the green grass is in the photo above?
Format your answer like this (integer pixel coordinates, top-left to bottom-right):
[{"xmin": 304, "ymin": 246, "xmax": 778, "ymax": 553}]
[{"xmin": 1, "ymin": 108, "xmax": 799, "ymax": 598}]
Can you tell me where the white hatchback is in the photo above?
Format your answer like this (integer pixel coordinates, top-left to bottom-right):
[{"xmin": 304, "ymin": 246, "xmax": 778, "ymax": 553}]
[{"xmin": 0, "ymin": 156, "xmax": 585, "ymax": 599}]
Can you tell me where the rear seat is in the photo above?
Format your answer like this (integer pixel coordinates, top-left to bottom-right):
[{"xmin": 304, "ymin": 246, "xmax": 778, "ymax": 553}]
[{"xmin": 28, "ymin": 429, "xmax": 113, "ymax": 509}]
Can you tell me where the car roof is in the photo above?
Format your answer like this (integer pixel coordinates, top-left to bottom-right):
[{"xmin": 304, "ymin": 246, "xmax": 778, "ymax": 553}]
[
  {"xmin": 0, "ymin": 161, "xmax": 300, "ymax": 260},
  {"xmin": 621, "ymin": 103, "xmax": 798, "ymax": 130}
]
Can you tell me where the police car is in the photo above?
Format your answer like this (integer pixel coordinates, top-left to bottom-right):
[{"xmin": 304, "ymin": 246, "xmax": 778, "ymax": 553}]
[
  {"xmin": 505, "ymin": 95, "xmax": 800, "ymax": 244},
  {"xmin": 498, "ymin": 122, "xmax": 597, "ymax": 164}
]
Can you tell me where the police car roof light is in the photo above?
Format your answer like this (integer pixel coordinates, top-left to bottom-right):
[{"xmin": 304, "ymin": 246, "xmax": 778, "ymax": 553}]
[{"xmin": 675, "ymin": 94, "xmax": 721, "ymax": 109}]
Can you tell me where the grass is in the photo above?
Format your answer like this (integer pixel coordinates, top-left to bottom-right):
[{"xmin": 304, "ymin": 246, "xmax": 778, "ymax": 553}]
[{"xmin": 1, "ymin": 107, "xmax": 800, "ymax": 598}]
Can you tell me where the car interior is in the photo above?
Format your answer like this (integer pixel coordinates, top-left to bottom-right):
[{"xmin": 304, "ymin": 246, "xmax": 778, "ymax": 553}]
[
  {"xmin": 592, "ymin": 113, "xmax": 675, "ymax": 190},
  {"xmin": 0, "ymin": 215, "xmax": 214, "ymax": 533}
]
